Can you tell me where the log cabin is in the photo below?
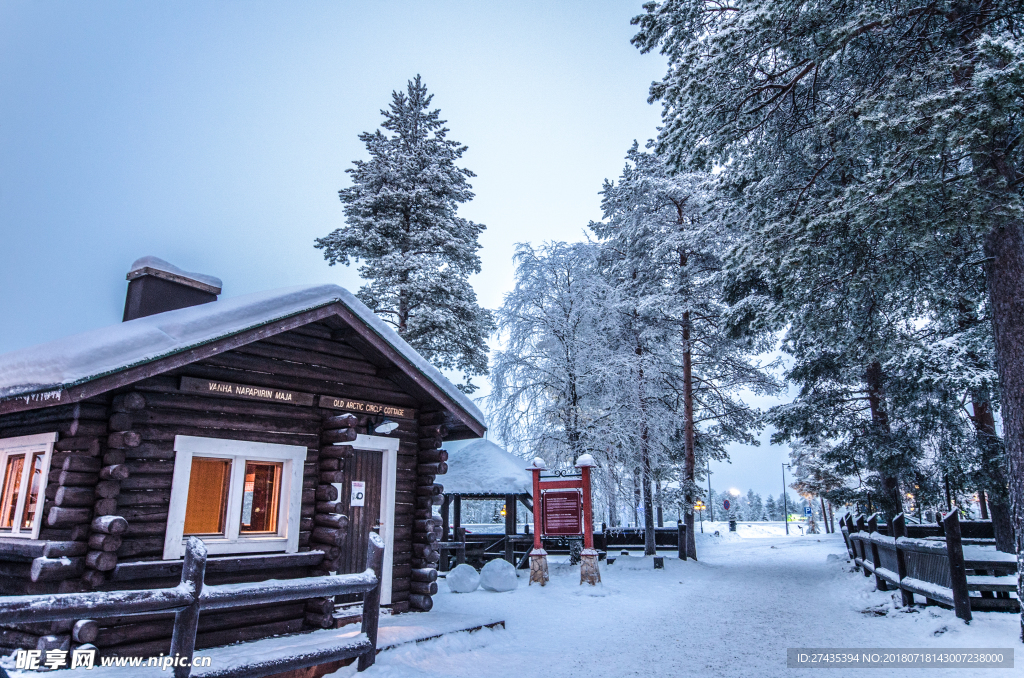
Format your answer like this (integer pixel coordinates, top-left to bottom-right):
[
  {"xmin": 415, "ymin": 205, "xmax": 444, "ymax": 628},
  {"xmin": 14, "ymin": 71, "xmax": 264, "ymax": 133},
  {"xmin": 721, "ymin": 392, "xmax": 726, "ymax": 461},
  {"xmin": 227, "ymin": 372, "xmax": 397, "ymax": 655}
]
[{"xmin": 0, "ymin": 257, "xmax": 483, "ymax": 657}]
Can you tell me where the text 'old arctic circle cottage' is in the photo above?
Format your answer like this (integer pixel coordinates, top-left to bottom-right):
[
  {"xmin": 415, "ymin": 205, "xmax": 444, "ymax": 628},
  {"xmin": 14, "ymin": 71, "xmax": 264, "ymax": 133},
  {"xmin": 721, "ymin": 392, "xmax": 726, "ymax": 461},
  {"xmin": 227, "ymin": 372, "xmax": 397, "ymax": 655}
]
[{"xmin": 0, "ymin": 257, "xmax": 483, "ymax": 657}]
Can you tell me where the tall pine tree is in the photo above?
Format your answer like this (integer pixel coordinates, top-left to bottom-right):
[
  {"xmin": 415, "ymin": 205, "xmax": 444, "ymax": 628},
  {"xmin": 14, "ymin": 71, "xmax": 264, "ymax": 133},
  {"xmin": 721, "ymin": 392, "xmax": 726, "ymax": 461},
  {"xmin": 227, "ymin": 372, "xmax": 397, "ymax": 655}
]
[
  {"xmin": 633, "ymin": 1, "xmax": 1024, "ymax": 625},
  {"xmin": 316, "ymin": 75, "xmax": 494, "ymax": 392}
]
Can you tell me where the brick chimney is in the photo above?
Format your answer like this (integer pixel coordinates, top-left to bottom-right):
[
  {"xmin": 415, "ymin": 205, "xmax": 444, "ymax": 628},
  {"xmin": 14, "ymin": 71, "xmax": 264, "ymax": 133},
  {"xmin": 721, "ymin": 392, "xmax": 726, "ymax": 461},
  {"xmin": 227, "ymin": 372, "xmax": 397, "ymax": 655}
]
[{"xmin": 123, "ymin": 256, "xmax": 222, "ymax": 321}]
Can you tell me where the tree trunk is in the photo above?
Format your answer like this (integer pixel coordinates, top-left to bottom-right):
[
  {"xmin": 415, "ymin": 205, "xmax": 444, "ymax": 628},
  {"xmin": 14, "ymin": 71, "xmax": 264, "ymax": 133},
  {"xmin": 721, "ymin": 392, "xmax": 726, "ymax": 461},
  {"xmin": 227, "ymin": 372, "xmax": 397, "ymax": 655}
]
[
  {"xmin": 820, "ymin": 496, "xmax": 830, "ymax": 533},
  {"xmin": 979, "ymin": 490, "xmax": 989, "ymax": 520},
  {"xmin": 607, "ymin": 452, "xmax": 619, "ymax": 528},
  {"xmin": 864, "ymin": 362, "xmax": 903, "ymax": 520},
  {"xmin": 655, "ymin": 479, "xmax": 664, "ymax": 528},
  {"xmin": 632, "ymin": 468, "xmax": 641, "ymax": 528},
  {"xmin": 641, "ymin": 447, "xmax": 656, "ymax": 556},
  {"xmin": 681, "ymin": 311, "xmax": 697, "ymax": 559},
  {"xmin": 971, "ymin": 397, "xmax": 1015, "ymax": 553},
  {"xmin": 983, "ymin": 219, "xmax": 1024, "ymax": 635}
]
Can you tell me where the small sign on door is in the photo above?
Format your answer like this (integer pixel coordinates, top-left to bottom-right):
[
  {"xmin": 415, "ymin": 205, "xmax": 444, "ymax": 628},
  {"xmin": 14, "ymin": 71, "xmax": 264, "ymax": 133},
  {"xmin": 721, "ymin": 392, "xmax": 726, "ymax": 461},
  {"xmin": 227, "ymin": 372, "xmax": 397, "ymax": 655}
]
[{"xmin": 350, "ymin": 481, "xmax": 366, "ymax": 507}]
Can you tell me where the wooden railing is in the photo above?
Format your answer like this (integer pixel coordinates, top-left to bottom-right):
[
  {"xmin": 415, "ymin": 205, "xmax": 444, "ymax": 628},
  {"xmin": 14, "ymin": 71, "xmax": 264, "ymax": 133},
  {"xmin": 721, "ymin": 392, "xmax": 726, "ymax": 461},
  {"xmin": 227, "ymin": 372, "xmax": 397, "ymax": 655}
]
[
  {"xmin": 0, "ymin": 533, "xmax": 386, "ymax": 678},
  {"xmin": 844, "ymin": 512, "xmax": 1017, "ymax": 622}
]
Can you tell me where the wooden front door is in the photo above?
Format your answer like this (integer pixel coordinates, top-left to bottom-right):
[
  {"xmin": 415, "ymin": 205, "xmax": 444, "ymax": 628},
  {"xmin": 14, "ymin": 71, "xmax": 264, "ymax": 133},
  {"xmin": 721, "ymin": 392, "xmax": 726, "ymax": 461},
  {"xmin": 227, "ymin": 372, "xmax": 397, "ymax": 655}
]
[{"xmin": 337, "ymin": 448, "xmax": 384, "ymax": 603}]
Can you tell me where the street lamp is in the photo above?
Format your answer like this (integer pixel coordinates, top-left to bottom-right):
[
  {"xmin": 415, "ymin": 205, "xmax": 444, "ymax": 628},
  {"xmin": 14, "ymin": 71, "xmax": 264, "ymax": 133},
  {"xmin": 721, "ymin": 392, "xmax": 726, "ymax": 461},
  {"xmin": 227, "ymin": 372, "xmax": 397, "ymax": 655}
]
[
  {"xmin": 782, "ymin": 463, "xmax": 791, "ymax": 535},
  {"xmin": 693, "ymin": 501, "xmax": 706, "ymax": 533}
]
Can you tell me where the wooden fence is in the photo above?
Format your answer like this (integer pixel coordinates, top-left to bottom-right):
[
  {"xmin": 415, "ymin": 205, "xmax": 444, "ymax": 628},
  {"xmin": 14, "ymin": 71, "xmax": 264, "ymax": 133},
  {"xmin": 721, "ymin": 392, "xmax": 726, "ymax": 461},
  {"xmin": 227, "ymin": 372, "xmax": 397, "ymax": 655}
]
[
  {"xmin": 0, "ymin": 534, "xmax": 385, "ymax": 677},
  {"xmin": 844, "ymin": 512, "xmax": 1017, "ymax": 622}
]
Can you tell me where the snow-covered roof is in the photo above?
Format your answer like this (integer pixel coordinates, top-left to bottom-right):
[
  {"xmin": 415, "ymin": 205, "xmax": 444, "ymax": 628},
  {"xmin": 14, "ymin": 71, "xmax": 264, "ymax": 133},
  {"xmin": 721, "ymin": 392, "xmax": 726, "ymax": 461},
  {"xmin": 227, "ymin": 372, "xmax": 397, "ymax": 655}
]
[
  {"xmin": 442, "ymin": 439, "xmax": 532, "ymax": 496},
  {"xmin": 0, "ymin": 284, "xmax": 485, "ymax": 428},
  {"xmin": 128, "ymin": 256, "xmax": 223, "ymax": 293}
]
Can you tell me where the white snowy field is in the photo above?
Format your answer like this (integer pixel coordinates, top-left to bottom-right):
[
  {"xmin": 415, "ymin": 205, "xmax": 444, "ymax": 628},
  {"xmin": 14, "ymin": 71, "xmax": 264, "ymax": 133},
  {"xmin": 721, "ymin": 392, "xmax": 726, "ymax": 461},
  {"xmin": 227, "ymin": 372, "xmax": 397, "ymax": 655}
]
[{"xmin": 336, "ymin": 531, "xmax": 1021, "ymax": 678}]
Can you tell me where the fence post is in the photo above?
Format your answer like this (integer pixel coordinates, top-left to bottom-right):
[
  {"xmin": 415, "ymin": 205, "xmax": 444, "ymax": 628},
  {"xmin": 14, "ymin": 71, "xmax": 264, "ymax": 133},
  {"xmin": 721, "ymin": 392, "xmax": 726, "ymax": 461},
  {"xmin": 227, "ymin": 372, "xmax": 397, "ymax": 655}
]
[
  {"xmin": 942, "ymin": 512, "xmax": 972, "ymax": 623},
  {"xmin": 868, "ymin": 535, "xmax": 887, "ymax": 591},
  {"xmin": 170, "ymin": 537, "xmax": 207, "ymax": 678},
  {"xmin": 357, "ymin": 532, "xmax": 386, "ymax": 671},
  {"xmin": 677, "ymin": 521, "xmax": 687, "ymax": 561},
  {"xmin": 891, "ymin": 513, "xmax": 914, "ymax": 607}
]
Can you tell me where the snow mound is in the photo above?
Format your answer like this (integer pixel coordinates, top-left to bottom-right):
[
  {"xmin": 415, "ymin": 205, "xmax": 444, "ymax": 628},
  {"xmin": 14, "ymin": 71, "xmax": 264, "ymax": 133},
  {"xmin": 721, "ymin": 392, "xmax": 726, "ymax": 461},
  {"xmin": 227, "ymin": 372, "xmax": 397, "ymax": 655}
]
[
  {"xmin": 480, "ymin": 559, "xmax": 518, "ymax": 592},
  {"xmin": 446, "ymin": 564, "xmax": 480, "ymax": 593}
]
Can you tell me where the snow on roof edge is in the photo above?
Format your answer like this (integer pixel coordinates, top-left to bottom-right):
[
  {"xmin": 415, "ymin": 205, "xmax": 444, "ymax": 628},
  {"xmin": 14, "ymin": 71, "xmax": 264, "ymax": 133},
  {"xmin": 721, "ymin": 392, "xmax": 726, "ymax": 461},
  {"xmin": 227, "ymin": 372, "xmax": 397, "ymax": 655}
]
[{"xmin": 0, "ymin": 284, "xmax": 485, "ymax": 430}]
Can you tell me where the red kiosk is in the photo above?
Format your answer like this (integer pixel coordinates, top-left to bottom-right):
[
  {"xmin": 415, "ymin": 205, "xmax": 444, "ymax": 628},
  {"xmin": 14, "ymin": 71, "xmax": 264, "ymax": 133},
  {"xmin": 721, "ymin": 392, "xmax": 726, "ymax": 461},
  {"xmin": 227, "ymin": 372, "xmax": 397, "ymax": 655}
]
[{"xmin": 527, "ymin": 454, "xmax": 600, "ymax": 586}]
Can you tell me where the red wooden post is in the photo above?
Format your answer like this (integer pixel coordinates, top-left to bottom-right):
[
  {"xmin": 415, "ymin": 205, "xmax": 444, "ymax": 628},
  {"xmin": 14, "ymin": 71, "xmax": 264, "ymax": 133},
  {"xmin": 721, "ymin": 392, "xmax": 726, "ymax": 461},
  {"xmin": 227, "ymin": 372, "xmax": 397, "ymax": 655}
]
[
  {"xmin": 579, "ymin": 465, "xmax": 594, "ymax": 551},
  {"xmin": 527, "ymin": 458, "xmax": 549, "ymax": 586},
  {"xmin": 531, "ymin": 466, "xmax": 543, "ymax": 552},
  {"xmin": 575, "ymin": 454, "xmax": 600, "ymax": 585}
]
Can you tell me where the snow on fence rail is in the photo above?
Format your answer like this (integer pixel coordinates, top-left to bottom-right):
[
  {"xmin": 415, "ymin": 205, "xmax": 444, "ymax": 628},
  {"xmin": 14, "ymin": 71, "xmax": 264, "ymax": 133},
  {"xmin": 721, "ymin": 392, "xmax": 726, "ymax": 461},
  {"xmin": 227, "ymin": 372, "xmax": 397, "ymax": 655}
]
[
  {"xmin": 842, "ymin": 512, "xmax": 1018, "ymax": 622},
  {"xmin": 0, "ymin": 534, "xmax": 386, "ymax": 678}
]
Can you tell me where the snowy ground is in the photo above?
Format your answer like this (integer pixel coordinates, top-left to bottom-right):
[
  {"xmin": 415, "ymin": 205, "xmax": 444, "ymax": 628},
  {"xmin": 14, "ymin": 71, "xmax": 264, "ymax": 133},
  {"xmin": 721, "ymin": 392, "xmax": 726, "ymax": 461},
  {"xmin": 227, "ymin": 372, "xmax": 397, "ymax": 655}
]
[{"xmin": 335, "ymin": 530, "xmax": 1020, "ymax": 678}]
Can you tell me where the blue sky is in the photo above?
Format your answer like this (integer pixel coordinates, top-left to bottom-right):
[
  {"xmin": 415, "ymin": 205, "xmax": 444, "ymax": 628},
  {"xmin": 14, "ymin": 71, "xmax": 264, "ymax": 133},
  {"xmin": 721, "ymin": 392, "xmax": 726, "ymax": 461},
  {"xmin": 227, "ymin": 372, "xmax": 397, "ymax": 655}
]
[{"xmin": 0, "ymin": 1, "xmax": 795, "ymax": 498}]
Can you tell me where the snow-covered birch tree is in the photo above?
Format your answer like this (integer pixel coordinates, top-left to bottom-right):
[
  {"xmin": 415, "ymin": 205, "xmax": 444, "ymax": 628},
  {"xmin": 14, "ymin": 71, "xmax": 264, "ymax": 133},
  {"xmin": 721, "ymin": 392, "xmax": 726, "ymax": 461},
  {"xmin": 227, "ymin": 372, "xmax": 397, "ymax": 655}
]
[{"xmin": 487, "ymin": 242, "xmax": 604, "ymax": 466}]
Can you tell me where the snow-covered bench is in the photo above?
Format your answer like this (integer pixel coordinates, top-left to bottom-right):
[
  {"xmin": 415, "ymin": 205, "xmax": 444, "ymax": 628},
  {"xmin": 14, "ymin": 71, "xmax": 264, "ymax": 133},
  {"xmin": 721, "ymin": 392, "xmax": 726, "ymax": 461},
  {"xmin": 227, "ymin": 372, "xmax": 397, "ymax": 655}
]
[{"xmin": 848, "ymin": 512, "xmax": 1018, "ymax": 622}]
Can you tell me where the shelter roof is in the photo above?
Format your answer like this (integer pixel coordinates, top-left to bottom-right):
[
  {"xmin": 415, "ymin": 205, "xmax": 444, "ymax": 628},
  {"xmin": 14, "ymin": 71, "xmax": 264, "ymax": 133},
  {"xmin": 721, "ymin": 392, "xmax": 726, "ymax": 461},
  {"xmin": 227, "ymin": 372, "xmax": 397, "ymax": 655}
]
[{"xmin": 443, "ymin": 439, "xmax": 532, "ymax": 496}]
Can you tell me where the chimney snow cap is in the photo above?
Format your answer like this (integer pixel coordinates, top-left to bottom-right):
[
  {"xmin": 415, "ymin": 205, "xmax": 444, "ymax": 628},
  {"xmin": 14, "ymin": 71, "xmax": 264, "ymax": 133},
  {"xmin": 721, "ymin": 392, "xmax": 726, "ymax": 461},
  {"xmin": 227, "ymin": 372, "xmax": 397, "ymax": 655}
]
[{"xmin": 127, "ymin": 256, "xmax": 222, "ymax": 295}]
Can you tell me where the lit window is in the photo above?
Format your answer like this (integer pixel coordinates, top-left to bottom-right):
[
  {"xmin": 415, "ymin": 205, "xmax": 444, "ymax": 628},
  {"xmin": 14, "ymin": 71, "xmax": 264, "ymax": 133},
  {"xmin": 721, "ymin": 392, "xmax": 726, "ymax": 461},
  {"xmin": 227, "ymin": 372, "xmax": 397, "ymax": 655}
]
[
  {"xmin": 0, "ymin": 433, "xmax": 57, "ymax": 539},
  {"xmin": 183, "ymin": 457, "xmax": 232, "ymax": 536},
  {"xmin": 164, "ymin": 436, "xmax": 303, "ymax": 559},
  {"xmin": 240, "ymin": 462, "xmax": 282, "ymax": 534}
]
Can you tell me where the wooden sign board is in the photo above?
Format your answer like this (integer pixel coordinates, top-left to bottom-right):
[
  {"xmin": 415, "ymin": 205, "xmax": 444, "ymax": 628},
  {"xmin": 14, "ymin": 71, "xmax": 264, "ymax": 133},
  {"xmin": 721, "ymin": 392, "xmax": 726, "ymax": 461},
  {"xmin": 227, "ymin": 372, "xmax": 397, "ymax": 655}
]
[
  {"xmin": 318, "ymin": 396, "xmax": 414, "ymax": 420},
  {"xmin": 180, "ymin": 376, "xmax": 315, "ymax": 407},
  {"xmin": 542, "ymin": 490, "xmax": 582, "ymax": 536}
]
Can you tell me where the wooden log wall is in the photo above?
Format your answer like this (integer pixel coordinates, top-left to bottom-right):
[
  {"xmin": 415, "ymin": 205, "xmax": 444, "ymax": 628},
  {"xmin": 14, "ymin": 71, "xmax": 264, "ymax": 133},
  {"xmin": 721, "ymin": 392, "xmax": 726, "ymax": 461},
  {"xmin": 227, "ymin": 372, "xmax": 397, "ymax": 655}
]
[
  {"xmin": 406, "ymin": 410, "xmax": 449, "ymax": 612},
  {"xmin": 0, "ymin": 399, "xmax": 111, "ymax": 654}
]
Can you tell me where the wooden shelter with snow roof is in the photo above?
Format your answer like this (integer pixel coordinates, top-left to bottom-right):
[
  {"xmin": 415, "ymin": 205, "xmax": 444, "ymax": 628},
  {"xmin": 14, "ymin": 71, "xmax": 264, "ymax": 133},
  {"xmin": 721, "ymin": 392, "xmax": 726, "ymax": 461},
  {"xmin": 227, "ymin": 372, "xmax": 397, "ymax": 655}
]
[
  {"xmin": 437, "ymin": 439, "xmax": 533, "ymax": 569},
  {"xmin": 0, "ymin": 257, "xmax": 484, "ymax": 658}
]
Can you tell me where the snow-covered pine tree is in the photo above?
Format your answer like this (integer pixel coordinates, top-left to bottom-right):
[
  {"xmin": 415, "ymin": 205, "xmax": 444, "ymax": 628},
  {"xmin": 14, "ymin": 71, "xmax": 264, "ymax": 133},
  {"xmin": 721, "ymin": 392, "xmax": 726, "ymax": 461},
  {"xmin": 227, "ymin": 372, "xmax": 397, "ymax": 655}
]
[
  {"xmin": 747, "ymin": 491, "xmax": 763, "ymax": 524},
  {"xmin": 590, "ymin": 142, "xmax": 781, "ymax": 557},
  {"xmin": 764, "ymin": 495, "xmax": 777, "ymax": 522},
  {"xmin": 316, "ymin": 75, "xmax": 494, "ymax": 392},
  {"xmin": 632, "ymin": 1, "xmax": 1024, "ymax": 630}
]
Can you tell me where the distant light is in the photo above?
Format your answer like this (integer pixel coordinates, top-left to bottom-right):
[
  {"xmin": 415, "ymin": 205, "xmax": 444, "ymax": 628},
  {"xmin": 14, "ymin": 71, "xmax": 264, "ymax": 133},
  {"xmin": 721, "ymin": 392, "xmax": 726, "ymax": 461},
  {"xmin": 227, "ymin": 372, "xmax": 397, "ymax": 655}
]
[{"xmin": 729, "ymin": 488, "xmax": 741, "ymax": 496}]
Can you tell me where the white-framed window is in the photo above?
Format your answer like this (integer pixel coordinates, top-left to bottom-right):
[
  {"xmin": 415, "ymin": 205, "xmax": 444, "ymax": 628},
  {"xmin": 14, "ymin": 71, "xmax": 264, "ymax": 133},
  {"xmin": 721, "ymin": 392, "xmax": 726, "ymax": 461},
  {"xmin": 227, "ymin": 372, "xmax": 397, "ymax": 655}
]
[
  {"xmin": 163, "ymin": 435, "xmax": 305, "ymax": 560},
  {"xmin": 0, "ymin": 432, "xmax": 57, "ymax": 540}
]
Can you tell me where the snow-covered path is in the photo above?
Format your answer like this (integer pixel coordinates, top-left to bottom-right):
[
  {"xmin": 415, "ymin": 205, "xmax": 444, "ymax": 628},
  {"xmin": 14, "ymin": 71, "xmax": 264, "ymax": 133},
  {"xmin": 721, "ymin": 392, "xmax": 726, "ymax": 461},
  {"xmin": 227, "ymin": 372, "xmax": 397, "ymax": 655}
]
[{"xmin": 338, "ymin": 531, "xmax": 1020, "ymax": 678}]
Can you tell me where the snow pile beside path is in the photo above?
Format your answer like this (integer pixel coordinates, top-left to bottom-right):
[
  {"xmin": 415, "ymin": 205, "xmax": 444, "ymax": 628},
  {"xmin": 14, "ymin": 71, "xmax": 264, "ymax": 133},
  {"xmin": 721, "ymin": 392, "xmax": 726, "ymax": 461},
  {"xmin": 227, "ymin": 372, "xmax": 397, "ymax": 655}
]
[
  {"xmin": 479, "ymin": 559, "xmax": 518, "ymax": 592},
  {"xmin": 446, "ymin": 564, "xmax": 480, "ymax": 593}
]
